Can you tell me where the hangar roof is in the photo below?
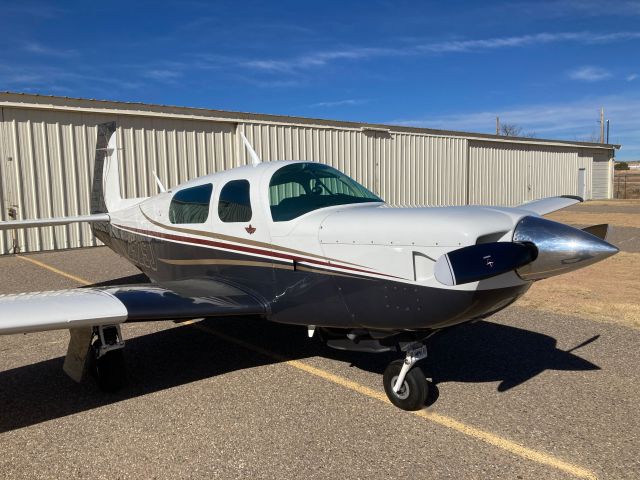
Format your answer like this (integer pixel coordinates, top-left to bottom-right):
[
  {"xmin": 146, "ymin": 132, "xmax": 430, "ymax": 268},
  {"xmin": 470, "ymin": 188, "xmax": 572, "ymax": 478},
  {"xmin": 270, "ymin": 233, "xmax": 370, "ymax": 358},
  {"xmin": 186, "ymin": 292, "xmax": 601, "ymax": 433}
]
[{"xmin": 0, "ymin": 91, "xmax": 620, "ymax": 151}]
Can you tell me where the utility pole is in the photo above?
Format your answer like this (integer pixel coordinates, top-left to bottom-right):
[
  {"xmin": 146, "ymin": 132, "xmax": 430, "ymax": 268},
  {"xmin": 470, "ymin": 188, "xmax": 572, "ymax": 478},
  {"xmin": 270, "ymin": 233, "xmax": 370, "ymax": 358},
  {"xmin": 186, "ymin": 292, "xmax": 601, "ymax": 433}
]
[
  {"xmin": 606, "ymin": 119, "xmax": 610, "ymax": 144},
  {"xmin": 599, "ymin": 107, "xmax": 605, "ymax": 143},
  {"xmin": 496, "ymin": 116, "xmax": 500, "ymax": 135}
]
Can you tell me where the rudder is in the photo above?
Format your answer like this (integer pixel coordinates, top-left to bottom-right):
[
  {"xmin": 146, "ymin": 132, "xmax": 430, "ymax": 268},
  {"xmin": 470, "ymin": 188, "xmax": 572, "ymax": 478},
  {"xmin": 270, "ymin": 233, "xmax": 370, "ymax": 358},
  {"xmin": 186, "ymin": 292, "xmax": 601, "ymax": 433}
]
[{"xmin": 90, "ymin": 122, "xmax": 121, "ymax": 214}]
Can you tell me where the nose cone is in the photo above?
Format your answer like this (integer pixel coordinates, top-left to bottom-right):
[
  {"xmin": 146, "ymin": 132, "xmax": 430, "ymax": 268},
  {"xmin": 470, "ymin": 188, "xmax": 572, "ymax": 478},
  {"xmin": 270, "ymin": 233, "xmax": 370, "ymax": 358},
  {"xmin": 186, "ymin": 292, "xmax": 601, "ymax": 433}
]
[{"xmin": 513, "ymin": 216, "xmax": 619, "ymax": 281}]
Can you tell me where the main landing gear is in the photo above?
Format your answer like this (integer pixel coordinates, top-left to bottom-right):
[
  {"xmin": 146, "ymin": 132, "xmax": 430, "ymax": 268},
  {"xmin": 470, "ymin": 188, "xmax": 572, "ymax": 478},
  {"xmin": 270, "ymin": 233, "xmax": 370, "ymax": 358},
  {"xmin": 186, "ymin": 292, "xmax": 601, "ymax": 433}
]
[
  {"xmin": 382, "ymin": 343, "xmax": 429, "ymax": 411},
  {"xmin": 91, "ymin": 325, "xmax": 127, "ymax": 392}
]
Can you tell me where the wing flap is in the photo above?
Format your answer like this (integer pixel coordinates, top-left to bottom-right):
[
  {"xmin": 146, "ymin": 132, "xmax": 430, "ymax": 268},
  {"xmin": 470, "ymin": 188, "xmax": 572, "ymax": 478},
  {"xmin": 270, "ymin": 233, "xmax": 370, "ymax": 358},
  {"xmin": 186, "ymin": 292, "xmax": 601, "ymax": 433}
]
[
  {"xmin": 106, "ymin": 284, "xmax": 266, "ymax": 322},
  {"xmin": 0, "ymin": 283, "xmax": 266, "ymax": 335},
  {"xmin": 518, "ymin": 195, "xmax": 583, "ymax": 216}
]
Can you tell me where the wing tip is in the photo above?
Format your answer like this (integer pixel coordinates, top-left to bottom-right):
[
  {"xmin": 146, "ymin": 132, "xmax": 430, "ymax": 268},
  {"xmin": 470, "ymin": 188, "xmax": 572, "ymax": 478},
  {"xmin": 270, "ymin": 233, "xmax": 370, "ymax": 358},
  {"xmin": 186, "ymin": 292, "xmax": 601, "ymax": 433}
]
[{"xmin": 560, "ymin": 194, "xmax": 584, "ymax": 203}]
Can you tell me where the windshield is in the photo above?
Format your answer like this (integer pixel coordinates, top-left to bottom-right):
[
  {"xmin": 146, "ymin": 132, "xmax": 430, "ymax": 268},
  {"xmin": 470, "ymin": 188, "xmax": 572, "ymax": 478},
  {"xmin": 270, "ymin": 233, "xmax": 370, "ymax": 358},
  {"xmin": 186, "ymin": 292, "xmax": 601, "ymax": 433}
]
[{"xmin": 269, "ymin": 163, "xmax": 382, "ymax": 222}]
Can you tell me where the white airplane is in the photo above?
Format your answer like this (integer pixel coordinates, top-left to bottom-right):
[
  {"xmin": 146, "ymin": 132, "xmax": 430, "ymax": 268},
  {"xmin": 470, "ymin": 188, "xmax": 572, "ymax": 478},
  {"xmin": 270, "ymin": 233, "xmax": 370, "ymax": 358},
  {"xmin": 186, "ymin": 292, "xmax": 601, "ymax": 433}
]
[{"xmin": 0, "ymin": 122, "xmax": 618, "ymax": 411}]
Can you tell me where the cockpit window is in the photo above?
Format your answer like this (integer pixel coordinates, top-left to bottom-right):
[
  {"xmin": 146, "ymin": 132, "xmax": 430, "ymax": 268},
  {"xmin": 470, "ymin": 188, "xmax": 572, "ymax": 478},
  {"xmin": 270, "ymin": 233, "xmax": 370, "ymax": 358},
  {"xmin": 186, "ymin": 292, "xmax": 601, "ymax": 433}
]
[
  {"xmin": 169, "ymin": 183, "xmax": 213, "ymax": 224},
  {"xmin": 269, "ymin": 163, "xmax": 382, "ymax": 222}
]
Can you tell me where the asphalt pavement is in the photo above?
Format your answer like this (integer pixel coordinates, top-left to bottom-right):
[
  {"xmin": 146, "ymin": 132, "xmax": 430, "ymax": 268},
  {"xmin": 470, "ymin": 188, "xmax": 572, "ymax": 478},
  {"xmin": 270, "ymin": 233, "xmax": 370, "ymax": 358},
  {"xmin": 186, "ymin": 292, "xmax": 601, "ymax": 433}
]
[{"xmin": 0, "ymin": 204, "xmax": 639, "ymax": 479}]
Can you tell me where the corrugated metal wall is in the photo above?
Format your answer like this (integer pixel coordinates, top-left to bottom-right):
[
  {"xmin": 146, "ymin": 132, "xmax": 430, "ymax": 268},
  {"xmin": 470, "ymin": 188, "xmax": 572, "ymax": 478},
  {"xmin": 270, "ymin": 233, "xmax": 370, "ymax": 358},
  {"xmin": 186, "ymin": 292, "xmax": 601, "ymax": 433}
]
[
  {"xmin": 239, "ymin": 123, "xmax": 377, "ymax": 190},
  {"xmin": 239, "ymin": 123, "xmax": 468, "ymax": 207},
  {"xmin": 0, "ymin": 107, "xmax": 235, "ymax": 254},
  {"xmin": 468, "ymin": 141, "xmax": 593, "ymax": 206},
  {"xmin": 0, "ymin": 101, "xmax": 615, "ymax": 254},
  {"xmin": 592, "ymin": 158, "xmax": 612, "ymax": 199},
  {"xmin": 118, "ymin": 116, "xmax": 236, "ymax": 198},
  {"xmin": 378, "ymin": 133, "xmax": 467, "ymax": 206}
]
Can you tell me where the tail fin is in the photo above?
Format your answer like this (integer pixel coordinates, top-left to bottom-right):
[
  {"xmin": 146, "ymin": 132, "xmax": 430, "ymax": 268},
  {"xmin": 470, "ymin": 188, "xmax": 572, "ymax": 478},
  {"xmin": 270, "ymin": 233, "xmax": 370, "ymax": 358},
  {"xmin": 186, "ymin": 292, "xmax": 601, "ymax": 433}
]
[
  {"xmin": 90, "ymin": 122, "xmax": 122, "ymax": 214},
  {"xmin": 0, "ymin": 122, "xmax": 122, "ymax": 236}
]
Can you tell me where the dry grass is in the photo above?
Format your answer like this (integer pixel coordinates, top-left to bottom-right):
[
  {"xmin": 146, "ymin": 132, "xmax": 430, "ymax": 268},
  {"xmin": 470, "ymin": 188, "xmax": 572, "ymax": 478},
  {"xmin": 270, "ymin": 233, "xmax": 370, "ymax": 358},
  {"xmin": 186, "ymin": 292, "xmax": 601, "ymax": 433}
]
[
  {"xmin": 614, "ymin": 171, "xmax": 640, "ymax": 199},
  {"xmin": 517, "ymin": 252, "xmax": 640, "ymax": 329},
  {"xmin": 546, "ymin": 211, "xmax": 640, "ymax": 228},
  {"xmin": 584, "ymin": 199, "xmax": 640, "ymax": 207}
]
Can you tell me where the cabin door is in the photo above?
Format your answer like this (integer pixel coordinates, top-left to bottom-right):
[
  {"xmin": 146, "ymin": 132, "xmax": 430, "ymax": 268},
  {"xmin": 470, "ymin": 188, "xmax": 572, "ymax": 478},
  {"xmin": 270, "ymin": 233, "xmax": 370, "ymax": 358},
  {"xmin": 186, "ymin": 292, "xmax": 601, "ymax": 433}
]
[{"xmin": 211, "ymin": 177, "xmax": 274, "ymax": 296}]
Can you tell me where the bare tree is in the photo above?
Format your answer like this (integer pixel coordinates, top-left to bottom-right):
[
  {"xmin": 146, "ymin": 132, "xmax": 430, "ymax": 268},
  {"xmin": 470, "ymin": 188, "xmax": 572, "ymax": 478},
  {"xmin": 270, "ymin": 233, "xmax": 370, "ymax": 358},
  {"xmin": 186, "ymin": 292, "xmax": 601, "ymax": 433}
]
[
  {"xmin": 499, "ymin": 122, "xmax": 523, "ymax": 137},
  {"xmin": 498, "ymin": 122, "xmax": 537, "ymax": 138},
  {"xmin": 583, "ymin": 131, "xmax": 601, "ymax": 143}
]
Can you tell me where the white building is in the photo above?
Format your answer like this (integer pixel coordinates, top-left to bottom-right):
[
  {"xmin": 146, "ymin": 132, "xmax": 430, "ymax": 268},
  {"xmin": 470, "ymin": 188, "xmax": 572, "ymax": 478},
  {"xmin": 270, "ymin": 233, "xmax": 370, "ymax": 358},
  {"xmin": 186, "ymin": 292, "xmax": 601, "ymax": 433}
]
[{"xmin": 0, "ymin": 92, "xmax": 619, "ymax": 254}]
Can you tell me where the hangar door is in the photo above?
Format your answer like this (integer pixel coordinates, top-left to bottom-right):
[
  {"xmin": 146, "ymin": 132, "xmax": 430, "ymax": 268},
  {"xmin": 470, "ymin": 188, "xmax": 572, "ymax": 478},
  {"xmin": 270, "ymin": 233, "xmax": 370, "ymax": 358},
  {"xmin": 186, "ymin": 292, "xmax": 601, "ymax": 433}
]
[
  {"xmin": 468, "ymin": 141, "xmax": 591, "ymax": 206},
  {"xmin": 591, "ymin": 152, "xmax": 612, "ymax": 199}
]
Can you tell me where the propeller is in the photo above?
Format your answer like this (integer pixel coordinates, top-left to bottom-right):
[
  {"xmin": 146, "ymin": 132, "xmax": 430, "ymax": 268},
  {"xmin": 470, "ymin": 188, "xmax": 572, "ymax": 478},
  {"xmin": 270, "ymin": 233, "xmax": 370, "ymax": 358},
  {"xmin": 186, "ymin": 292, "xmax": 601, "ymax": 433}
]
[
  {"xmin": 435, "ymin": 216, "xmax": 618, "ymax": 286},
  {"xmin": 434, "ymin": 242, "xmax": 537, "ymax": 286}
]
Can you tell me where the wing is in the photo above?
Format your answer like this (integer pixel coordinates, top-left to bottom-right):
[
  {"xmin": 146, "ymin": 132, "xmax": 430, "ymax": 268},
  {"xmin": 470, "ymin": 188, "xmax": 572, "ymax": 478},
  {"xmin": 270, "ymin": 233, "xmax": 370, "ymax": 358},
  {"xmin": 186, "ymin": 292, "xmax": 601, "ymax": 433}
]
[
  {"xmin": 518, "ymin": 195, "xmax": 583, "ymax": 216},
  {"xmin": 0, "ymin": 213, "xmax": 110, "ymax": 230},
  {"xmin": 0, "ymin": 283, "xmax": 266, "ymax": 335}
]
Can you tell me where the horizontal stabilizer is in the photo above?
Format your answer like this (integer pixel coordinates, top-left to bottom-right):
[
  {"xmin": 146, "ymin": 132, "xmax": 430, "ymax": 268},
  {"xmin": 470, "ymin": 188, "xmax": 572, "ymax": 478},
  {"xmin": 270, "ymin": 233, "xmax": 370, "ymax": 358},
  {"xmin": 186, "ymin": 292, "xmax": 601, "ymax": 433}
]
[
  {"xmin": 434, "ymin": 242, "xmax": 537, "ymax": 286},
  {"xmin": 0, "ymin": 283, "xmax": 266, "ymax": 335},
  {"xmin": 0, "ymin": 213, "xmax": 109, "ymax": 230},
  {"xmin": 582, "ymin": 224, "xmax": 609, "ymax": 240},
  {"xmin": 518, "ymin": 195, "xmax": 582, "ymax": 216}
]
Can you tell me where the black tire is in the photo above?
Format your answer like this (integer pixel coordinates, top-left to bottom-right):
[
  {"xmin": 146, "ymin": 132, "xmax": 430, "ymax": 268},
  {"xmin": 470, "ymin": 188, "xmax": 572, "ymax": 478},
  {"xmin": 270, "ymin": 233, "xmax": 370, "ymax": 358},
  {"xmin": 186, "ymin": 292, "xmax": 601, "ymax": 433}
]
[
  {"xmin": 94, "ymin": 349, "xmax": 127, "ymax": 392},
  {"xmin": 383, "ymin": 359, "xmax": 428, "ymax": 411}
]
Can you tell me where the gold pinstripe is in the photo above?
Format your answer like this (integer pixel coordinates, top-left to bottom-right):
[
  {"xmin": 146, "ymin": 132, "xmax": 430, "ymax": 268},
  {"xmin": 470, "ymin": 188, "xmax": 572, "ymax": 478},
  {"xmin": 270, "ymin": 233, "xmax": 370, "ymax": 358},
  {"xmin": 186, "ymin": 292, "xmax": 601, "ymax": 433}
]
[{"xmin": 139, "ymin": 207, "xmax": 368, "ymax": 269}]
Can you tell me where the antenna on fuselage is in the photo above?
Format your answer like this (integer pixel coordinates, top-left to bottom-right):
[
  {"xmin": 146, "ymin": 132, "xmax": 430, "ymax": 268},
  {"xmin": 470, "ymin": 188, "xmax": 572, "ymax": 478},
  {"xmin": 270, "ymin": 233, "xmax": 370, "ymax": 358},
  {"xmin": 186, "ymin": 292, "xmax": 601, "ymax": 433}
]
[
  {"xmin": 240, "ymin": 132, "xmax": 262, "ymax": 166},
  {"xmin": 152, "ymin": 170, "xmax": 166, "ymax": 193}
]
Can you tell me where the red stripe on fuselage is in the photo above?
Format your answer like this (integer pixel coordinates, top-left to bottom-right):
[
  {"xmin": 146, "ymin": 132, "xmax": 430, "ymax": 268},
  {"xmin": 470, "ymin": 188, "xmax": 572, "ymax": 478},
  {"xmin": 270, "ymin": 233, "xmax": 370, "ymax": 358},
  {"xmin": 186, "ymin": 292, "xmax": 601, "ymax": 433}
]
[{"xmin": 112, "ymin": 224, "xmax": 399, "ymax": 279}]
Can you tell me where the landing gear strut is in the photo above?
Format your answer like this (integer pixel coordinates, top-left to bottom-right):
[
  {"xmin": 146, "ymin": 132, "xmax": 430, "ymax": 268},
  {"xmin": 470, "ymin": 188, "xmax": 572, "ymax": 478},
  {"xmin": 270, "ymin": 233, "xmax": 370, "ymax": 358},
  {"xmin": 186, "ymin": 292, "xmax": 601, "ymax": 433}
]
[
  {"xmin": 383, "ymin": 343, "xmax": 429, "ymax": 411},
  {"xmin": 91, "ymin": 325, "xmax": 127, "ymax": 392}
]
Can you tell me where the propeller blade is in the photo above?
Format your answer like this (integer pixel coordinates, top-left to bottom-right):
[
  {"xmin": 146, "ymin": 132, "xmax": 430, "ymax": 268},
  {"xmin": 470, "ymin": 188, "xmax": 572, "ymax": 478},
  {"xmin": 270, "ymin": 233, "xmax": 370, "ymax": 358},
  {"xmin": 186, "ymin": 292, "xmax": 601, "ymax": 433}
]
[
  {"xmin": 566, "ymin": 334, "xmax": 600, "ymax": 353},
  {"xmin": 581, "ymin": 224, "xmax": 609, "ymax": 240},
  {"xmin": 434, "ymin": 242, "xmax": 536, "ymax": 286}
]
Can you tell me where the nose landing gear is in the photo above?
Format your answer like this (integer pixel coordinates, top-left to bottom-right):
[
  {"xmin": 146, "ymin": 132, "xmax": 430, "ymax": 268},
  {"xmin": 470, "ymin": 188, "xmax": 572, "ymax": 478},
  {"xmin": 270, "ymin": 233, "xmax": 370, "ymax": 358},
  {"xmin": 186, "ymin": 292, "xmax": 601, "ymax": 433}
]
[{"xmin": 383, "ymin": 343, "xmax": 429, "ymax": 411}]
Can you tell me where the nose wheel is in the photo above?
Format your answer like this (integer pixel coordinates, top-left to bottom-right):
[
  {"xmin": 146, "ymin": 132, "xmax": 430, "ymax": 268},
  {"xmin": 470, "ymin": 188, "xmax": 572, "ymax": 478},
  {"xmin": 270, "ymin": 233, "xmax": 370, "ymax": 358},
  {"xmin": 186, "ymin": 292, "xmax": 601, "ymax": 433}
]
[{"xmin": 383, "ymin": 343, "xmax": 429, "ymax": 411}]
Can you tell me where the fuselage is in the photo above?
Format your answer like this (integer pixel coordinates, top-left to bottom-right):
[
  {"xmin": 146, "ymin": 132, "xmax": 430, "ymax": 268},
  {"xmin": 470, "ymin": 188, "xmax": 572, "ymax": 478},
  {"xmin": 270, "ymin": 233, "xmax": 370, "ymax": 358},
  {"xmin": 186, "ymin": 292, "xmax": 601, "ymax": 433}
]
[
  {"xmin": 92, "ymin": 160, "xmax": 533, "ymax": 331},
  {"xmin": 0, "ymin": 122, "xmax": 615, "ymax": 412}
]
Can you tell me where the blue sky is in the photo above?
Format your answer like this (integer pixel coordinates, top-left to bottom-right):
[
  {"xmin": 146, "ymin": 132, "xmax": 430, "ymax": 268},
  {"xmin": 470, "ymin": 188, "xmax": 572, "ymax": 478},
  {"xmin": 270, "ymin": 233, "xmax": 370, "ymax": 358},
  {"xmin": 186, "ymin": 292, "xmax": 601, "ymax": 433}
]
[{"xmin": 1, "ymin": 0, "xmax": 639, "ymax": 159}]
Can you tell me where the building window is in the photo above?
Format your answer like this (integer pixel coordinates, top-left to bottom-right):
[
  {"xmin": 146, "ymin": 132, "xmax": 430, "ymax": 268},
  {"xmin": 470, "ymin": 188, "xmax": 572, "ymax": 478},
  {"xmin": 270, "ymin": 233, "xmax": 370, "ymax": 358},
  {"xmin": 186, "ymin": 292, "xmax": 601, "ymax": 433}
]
[
  {"xmin": 169, "ymin": 183, "xmax": 213, "ymax": 224},
  {"xmin": 218, "ymin": 180, "xmax": 252, "ymax": 222}
]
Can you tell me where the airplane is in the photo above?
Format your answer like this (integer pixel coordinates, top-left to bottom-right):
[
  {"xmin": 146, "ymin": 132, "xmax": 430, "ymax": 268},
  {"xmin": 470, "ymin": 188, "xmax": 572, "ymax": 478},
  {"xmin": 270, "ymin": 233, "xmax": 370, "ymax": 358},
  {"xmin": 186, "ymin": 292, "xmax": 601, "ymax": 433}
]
[{"xmin": 0, "ymin": 122, "xmax": 618, "ymax": 411}]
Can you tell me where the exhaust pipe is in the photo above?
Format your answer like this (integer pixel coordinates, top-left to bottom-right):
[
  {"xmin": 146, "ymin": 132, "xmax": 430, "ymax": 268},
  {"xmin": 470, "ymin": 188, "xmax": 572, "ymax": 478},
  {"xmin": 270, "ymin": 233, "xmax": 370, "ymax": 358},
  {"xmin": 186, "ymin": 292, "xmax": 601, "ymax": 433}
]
[{"xmin": 513, "ymin": 216, "xmax": 618, "ymax": 281}]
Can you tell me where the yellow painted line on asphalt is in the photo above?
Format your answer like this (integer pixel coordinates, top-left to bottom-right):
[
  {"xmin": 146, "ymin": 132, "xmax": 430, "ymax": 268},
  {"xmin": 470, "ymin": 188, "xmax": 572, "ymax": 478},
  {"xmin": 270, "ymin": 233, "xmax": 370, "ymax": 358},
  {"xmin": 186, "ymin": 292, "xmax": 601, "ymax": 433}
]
[
  {"xmin": 194, "ymin": 323, "xmax": 598, "ymax": 480},
  {"xmin": 25, "ymin": 255, "xmax": 598, "ymax": 480},
  {"xmin": 16, "ymin": 255, "xmax": 92, "ymax": 286}
]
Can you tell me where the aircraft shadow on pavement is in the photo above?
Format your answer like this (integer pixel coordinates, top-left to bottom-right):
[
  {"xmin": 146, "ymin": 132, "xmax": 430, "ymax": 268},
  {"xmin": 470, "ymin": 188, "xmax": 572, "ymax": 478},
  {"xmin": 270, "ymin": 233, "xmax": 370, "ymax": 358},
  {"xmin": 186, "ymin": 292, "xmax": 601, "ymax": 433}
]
[
  {"xmin": 344, "ymin": 322, "xmax": 600, "ymax": 392},
  {"xmin": 0, "ymin": 315, "xmax": 600, "ymax": 433},
  {"xmin": 84, "ymin": 273, "xmax": 150, "ymax": 288}
]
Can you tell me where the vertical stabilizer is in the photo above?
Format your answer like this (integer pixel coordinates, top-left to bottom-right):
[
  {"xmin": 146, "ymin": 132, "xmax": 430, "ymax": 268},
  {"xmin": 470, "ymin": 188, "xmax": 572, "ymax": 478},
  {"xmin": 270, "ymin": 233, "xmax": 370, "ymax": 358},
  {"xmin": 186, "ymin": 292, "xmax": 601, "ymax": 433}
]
[{"xmin": 91, "ymin": 122, "xmax": 122, "ymax": 214}]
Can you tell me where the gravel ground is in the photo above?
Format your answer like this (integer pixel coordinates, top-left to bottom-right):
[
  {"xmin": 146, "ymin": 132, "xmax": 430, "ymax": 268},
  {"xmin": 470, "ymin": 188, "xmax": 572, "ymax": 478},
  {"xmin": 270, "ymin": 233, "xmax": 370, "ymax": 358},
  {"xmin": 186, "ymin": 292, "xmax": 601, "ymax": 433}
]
[{"xmin": 0, "ymin": 206, "xmax": 639, "ymax": 480}]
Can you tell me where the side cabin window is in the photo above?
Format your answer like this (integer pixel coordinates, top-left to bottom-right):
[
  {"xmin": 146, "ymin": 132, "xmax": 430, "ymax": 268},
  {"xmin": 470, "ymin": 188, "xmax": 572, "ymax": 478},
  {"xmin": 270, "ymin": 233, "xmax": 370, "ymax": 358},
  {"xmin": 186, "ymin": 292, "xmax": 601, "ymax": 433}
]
[
  {"xmin": 169, "ymin": 183, "xmax": 213, "ymax": 224},
  {"xmin": 269, "ymin": 163, "xmax": 382, "ymax": 222},
  {"xmin": 218, "ymin": 180, "xmax": 252, "ymax": 222}
]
